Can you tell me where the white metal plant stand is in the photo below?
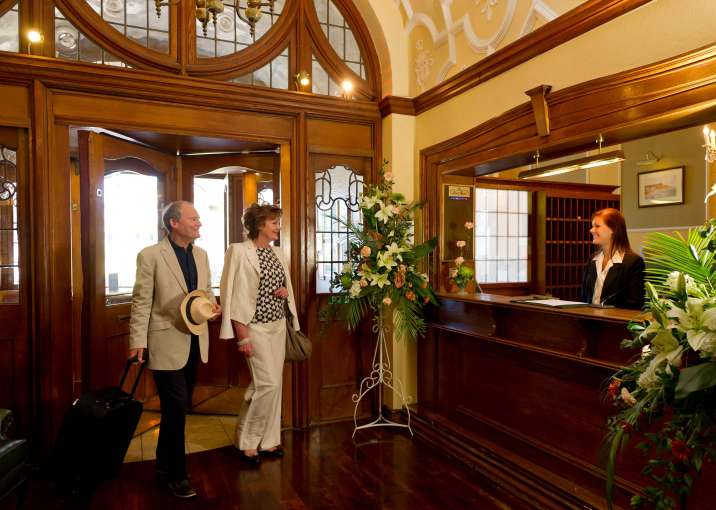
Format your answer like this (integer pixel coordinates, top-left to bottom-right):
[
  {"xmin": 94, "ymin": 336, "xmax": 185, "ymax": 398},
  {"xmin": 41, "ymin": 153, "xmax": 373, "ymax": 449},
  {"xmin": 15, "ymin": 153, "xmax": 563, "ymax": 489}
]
[{"xmin": 352, "ymin": 306, "xmax": 413, "ymax": 438}]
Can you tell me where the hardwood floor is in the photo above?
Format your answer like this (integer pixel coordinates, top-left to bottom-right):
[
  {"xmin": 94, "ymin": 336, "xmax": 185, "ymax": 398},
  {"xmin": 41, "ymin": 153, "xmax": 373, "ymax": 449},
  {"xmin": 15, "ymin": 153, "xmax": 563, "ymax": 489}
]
[{"xmin": 14, "ymin": 421, "xmax": 530, "ymax": 510}]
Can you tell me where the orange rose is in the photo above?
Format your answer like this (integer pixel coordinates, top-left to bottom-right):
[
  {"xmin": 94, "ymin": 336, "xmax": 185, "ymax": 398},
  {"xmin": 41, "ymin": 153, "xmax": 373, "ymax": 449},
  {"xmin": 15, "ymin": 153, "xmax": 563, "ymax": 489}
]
[
  {"xmin": 394, "ymin": 272, "xmax": 405, "ymax": 289},
  {"xmin": 405, "ymin": 291, "xmax": 416, "ymax": 301}
]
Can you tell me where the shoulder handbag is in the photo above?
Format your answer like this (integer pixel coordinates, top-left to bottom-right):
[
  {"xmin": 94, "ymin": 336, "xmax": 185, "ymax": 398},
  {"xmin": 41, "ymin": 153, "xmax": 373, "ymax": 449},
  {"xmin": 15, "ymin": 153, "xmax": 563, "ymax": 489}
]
[{"xmin": 284, "ymin": 302, "xmax": 312, "ymax": 362}]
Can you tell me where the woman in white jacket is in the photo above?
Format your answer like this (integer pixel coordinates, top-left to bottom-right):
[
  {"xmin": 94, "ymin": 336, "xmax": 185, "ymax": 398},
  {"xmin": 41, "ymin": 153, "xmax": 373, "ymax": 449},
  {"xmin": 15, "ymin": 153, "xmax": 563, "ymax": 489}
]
[{"xmin": 219, "ymin": 203, "xmax": 300, "ymax": 465}]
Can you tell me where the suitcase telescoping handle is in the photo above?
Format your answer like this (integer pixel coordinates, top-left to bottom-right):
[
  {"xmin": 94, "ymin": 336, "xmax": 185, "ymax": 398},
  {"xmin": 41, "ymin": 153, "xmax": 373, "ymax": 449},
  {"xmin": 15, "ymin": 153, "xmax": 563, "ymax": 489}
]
[{"xmin": 120, "ymin": 355, "xmax": 147, "ymax": 398}]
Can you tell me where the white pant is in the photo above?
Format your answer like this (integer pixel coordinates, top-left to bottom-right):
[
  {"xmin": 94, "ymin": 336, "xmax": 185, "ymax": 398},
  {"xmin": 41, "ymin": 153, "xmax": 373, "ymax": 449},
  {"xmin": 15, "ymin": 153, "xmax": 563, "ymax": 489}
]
[{"xmin": 235, "ymin": 318, "xmax": 285, "ymax": 451}]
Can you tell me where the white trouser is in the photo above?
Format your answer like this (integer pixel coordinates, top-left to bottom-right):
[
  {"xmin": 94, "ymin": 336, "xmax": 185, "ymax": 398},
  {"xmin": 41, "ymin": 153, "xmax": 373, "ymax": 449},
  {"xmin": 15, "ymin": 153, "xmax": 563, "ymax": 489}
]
[{"xmin": 235, "ymin": 318, "xmax": 285, "ymax": 451}]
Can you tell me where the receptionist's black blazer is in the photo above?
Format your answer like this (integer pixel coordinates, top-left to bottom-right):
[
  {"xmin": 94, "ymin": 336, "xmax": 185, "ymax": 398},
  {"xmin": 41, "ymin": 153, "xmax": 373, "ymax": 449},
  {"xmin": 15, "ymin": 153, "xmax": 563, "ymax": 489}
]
[{"xmin": 581, "ymin": 251, "xmax": 645, "ymax": 309}]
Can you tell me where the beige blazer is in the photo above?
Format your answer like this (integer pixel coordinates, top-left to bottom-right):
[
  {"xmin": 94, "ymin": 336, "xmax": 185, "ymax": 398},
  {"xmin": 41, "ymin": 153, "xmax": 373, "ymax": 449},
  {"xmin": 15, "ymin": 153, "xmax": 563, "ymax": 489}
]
[
  {"xmin": 129, "ymin": 237, "xmax": 215, "ymax": 371},
  {"xmin": 219, "ymin": 240, "xmax": 300, "ymax": 339}
]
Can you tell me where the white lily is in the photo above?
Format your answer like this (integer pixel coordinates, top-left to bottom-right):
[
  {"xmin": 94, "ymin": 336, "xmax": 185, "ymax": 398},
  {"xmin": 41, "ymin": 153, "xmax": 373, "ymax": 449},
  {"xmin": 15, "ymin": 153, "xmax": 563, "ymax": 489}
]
[
  {"xmin": 361, "ymin": 193, "xmax": 380, "ymax": 209},
  {"xmin": 369, "ymin": 272, "xmax": 391, "ymax": 289},
  {"xmin": 374, "ymin": 202, "xmax": 395, "ymax": 223},
  {"xmin": 668, "ymin": 299, "xmax": 716, "ymax": 356},
  {"xmin": 377, "ymin": 251, "xmax": 397, "ymax": 270}
]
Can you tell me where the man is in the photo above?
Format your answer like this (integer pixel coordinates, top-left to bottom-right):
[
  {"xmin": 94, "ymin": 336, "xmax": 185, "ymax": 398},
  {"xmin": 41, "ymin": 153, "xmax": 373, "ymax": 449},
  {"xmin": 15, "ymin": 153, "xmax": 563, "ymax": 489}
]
[{"xmin": 128, "ymin": 201, "xmax": 220, "ymax": 499}]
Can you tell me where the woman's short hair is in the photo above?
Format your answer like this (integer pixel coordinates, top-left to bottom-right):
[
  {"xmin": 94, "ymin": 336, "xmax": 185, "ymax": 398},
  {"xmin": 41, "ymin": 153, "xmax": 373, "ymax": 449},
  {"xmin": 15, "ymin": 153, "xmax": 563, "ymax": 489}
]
[
  {"xmin": 592, "ymin": 208, "xmax": 633, "ymax": 255},
  {"xmin": 243, "ymin": 203, "xmax": 282, "ymax": 240}
]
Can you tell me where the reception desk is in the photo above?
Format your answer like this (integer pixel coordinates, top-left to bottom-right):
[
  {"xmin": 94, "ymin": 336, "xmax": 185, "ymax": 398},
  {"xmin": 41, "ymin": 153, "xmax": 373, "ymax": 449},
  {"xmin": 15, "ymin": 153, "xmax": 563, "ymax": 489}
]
[{"xmin": 415, "ymin": 293, "xmax": 715, "ymax": 509}]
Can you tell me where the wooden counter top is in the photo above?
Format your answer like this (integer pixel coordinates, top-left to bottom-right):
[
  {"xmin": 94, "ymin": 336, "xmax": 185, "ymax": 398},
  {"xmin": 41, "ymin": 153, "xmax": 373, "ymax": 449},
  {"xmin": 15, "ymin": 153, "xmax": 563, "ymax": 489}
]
[{"xmin": 435, "ymin": 291, "xmax": 645, "ymax": 324}]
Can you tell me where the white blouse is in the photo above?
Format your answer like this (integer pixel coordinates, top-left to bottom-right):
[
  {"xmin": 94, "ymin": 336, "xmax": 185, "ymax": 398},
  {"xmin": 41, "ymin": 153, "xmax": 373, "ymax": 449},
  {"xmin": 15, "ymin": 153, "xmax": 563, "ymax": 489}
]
[{"xmin": 592, "ymin": 251, "xmax": 624, "ymax": 305}]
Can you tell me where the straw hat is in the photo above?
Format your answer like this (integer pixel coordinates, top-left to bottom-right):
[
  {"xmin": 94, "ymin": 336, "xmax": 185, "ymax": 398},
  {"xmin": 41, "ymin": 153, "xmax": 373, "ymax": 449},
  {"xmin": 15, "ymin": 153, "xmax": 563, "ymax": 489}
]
[{"xmin": 180, "ymin": 290, "xmax": 215, "ymax": 335}]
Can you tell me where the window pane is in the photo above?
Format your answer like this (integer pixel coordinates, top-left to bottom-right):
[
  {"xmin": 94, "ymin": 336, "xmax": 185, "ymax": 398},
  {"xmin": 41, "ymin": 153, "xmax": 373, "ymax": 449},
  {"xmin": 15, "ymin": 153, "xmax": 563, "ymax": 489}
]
[
  {"xmin": 56, "ymin": 12, "xmax": 130, "ymax": 67},
  {"xmin": 0, "ymin": 145, "xmax": 19, "ymax": 303},
  {"xmin": 104, "ymin": 171, "xmax": 159, "ymax": 302},
  {"xmin": 315, "ymin": 165, "xmax": 363, "ymax": 294},
  {"xmin": 194, "ymin": 177, "xmax": 227, "ymax": 289},
  {"xmin": 0, "ymin": 3, "xmax": 19, "ymax": 53},
  {"xmin": 474, "ymin": 187, "xmax": 529, "ymax": 284},
  {"xmin": 232, "ymin": 47, "xmax": 288, "ymax": 89},
  {"xmin": 312, "ymin": 0, "xmax": 366, "ymax": 86},
  {"xmin": 83, "ymin": 0, "xmax": 169, "ymax": 53}
]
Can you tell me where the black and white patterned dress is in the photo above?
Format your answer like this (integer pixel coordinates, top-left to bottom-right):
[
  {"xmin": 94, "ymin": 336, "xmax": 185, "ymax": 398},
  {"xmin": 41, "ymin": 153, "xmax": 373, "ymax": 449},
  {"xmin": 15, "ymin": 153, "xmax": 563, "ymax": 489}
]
[{"xmin": 251, "ymin": 247, "xmax": 286, "ymax": 324}]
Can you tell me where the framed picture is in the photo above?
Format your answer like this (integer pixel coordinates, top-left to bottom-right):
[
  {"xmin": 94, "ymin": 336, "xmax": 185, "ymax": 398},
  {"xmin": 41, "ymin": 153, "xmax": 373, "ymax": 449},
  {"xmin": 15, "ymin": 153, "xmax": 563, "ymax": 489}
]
[{"xmin": 638, "ymin": 167, "xmax": 684, "ymax": 207}]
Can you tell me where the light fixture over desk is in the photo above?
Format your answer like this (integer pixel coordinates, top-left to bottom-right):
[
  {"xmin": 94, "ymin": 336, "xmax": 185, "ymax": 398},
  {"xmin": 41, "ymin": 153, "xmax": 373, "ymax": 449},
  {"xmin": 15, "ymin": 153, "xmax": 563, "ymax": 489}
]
[{"xmin": 518, "ymin": 134, "xmax": 624, "ymax": 179}]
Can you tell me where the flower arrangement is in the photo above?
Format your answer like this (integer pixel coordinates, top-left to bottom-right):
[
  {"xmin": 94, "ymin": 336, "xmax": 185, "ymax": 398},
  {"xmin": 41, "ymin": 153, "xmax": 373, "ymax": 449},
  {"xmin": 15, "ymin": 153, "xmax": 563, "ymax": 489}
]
[
  {"xmin": 605, "ymin": 219, "xmax": 716, "ymax": 510},
  {"xmin": 323, "ymin": 162, "xmax": 439, "ymax": 341},
  {"xmin": 450, "ymin": 222, "xmax": 475, "ymax": 291}
]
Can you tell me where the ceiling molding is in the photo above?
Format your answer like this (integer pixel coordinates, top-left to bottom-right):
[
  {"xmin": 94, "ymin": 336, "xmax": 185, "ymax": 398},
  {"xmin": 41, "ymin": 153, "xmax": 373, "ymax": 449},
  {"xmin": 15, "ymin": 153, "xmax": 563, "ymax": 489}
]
[{"xmin": 381, "ymin": 0, "xmax": 653, "ymax": 117}]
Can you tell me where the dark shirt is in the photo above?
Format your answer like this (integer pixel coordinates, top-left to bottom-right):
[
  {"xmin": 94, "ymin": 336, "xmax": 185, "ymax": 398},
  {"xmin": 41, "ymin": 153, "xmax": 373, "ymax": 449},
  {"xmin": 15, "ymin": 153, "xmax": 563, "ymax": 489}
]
[
  {"xmin": 168, "ymin": 236, "xmax": 197, "ymax": 293},
  {"xmin": 168, "ymin": 236, "xmax": 199, "ymax": 343},
  {"xmin": 581, "ymin": 251, "xmax": 645, "ymax": 309}
]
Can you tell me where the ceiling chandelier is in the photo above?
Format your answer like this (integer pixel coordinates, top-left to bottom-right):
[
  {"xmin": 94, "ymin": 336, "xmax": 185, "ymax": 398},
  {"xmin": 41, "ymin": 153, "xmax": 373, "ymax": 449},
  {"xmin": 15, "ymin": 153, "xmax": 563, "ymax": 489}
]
[{"xmin": 154, "ymin": 1, "xmax": 277, "ymax": 37}]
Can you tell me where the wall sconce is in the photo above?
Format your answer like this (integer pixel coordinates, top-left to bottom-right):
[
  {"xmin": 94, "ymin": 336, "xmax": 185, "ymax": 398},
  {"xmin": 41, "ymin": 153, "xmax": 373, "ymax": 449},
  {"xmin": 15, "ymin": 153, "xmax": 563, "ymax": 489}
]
[
  {"xmin": 519, "ymin": 134, "xmax": 624, "ymax": 179},
  {"xmin": 340, "ymin": 79, "xmax": 353, "ymax": 99},
  {"xmin": 703, "ymin": 126, "xmax": 716, "ymax": 163},
  {"xmin": 26, "ymin": 30, "xmax": 42, "ymax": 54},
  {"xmin": 294, "ymin": 72, "xmax": 310, "ymax": 91}
]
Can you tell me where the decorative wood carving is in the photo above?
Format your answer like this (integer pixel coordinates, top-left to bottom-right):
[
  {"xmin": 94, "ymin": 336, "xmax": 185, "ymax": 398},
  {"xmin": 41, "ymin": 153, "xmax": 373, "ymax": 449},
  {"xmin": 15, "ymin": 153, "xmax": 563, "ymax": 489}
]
[{"xmin": 526, "ymin": 85, "xmax": 551, "ymax": 137}]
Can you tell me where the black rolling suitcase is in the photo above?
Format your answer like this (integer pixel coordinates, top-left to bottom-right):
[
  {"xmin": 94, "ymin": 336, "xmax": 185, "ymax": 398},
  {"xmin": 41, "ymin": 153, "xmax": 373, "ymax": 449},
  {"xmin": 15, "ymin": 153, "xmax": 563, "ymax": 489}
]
[{"xmin": 52, "ymin": 358, "xmax": 146, "ymax": 491}]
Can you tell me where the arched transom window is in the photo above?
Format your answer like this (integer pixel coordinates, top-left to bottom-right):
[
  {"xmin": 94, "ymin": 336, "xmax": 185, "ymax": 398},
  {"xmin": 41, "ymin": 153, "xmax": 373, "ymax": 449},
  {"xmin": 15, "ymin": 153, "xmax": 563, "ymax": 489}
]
[{"xmin": 0, "ymin": 0, "xmax": 379, "ymax": 99}]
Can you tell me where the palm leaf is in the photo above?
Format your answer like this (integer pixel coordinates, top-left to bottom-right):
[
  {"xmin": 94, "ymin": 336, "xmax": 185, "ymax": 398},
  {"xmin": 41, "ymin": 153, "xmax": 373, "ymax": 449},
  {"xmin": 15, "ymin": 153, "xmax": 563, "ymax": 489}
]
[
  {"xmin": 393, "ymin": 298, "xmax": 426, "ymax": 342},
  {"xmin": 642, "ymin": 231, "xmax": 714, "ymax": 291}
]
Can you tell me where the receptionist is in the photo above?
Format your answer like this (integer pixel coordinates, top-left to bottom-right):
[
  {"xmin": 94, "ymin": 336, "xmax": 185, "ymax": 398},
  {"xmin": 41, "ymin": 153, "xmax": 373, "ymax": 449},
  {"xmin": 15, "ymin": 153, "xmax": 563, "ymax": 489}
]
[{"xmin": 581, "ymin": 208, "xmax": 645, "ymax": 309}]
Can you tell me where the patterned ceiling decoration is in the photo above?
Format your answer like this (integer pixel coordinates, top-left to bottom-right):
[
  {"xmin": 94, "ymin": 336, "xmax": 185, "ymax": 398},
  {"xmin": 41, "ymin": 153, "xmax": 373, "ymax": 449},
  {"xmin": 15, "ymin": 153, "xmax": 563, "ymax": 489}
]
[{"xmin": 397, "ymin": 0, "xmax": 585, "ymax": 94}]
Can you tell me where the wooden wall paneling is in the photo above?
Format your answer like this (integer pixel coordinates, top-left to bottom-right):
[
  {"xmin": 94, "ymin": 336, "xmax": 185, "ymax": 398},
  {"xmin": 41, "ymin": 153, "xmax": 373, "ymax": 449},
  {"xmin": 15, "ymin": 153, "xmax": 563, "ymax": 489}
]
[
  {"xmin": 0, "ymin": 54, "xmax": 381, "ymax": 121},
  {"xmin": 0, "ymin": 84, "xmax": 30, "ymax": 128},
  {"xmin": 33, "ymin": 85, "xmax": 74, "ymax": 448},
  {"xmin": 417, "ymin": 297, "xmax": 660, "ymax": 509},
  {"xmin": 52, "ymin": 93, "xmax": 294, "ymax": 145}
]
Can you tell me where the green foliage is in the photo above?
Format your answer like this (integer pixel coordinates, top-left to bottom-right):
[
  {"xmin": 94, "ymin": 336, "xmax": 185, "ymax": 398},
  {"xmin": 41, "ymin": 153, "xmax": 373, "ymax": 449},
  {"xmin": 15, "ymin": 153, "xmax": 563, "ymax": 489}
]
[
  {"xmin": 320, "ymin": 160, "xmax": 439, "ymax": 342},
  {"xmin": 604, "ymin": 219, "xmax": 716, "ymax": 509}
]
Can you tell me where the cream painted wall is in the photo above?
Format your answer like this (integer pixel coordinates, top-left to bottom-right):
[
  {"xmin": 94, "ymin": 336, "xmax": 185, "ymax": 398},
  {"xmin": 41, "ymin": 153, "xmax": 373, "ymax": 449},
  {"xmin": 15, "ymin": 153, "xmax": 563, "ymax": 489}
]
[{"xmin": 382, "ymin": 114, "xmax": 420, "ymax": 407}]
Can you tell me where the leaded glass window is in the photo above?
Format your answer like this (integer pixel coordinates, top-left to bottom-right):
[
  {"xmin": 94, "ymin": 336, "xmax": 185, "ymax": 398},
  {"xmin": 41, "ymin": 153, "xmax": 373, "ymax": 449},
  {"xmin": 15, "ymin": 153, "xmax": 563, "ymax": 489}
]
[
  {"xmin": 0, "ymin": 3, "xmax": 19, "ymax": 53},
  {"xmin": 85, "ymin": 0, "xmax": 169, "ymax": 53},
  {"xmin": 196, "ymin": 0, "xmax": 284, "ymax": 58},
  {"xmin": 232, "ymin": 48, "xmax": 288, "ymax": 89},
  {"xmin": 313, "ymin": 0, "xmax": 365, "ymax": 79},
  {"xmin": 474, "ymin": 188, "xmax": 529, "ymax": 284},
  {"xmin": 315, "ymin": 165, "xmax": 363, "ymax": 293},
  {"xmin": 311, "ymin": 55, "xmax": 341, "ymax": 96},
  {"xmin": 56, "ymin": 8, "xmax": 129, "ymax": 66},
  {"xmin": 0, "ymin": 146, "xmax": 18, "ymax": 303}
]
